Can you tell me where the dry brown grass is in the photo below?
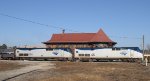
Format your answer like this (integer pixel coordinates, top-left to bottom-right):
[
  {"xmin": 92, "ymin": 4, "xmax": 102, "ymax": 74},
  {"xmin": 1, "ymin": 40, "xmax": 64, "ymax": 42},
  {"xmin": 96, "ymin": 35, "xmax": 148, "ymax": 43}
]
[
  {"xmin": 0, "ymin": 61, "xmax": 150, "ymax": 81},
  {"xmin": 42, "ymin": 62, "xmax": 150, "ymax": 81},
  {"xmin": 0, "ymin": 61, "xmax": 26, "ymax": 71}
]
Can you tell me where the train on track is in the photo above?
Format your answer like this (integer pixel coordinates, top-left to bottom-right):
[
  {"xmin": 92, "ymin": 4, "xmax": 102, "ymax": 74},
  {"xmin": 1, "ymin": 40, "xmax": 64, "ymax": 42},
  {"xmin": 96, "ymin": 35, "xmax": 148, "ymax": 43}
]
[{"xmin": 0, "ymin": 47, "xmax": 143, "ymax": 62}]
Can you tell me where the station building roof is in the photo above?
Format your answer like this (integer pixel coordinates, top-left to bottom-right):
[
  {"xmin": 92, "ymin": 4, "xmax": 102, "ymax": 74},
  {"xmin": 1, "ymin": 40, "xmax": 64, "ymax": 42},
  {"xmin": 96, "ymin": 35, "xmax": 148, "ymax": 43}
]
[{"xmin": 44, "ymin": 29, "xmax": 116, "ymax": 44}]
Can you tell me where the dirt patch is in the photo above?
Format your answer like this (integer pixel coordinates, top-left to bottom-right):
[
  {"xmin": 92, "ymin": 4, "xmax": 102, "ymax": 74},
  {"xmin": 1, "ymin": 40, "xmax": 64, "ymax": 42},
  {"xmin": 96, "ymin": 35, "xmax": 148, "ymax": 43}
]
[
  {"xmin": 42, "ymin": 62, "xmax": 150, "ymax": 81},
  {"xmin": 0, "ymin": 60, "xmax": 26, "ymax": 71},
  {"xmin": 0, "ymin": 60, "xmax": 54, "ymax": 81},
  {"xmin": 0, "ymin": 61, "xmax": 150, "ymax": 81}
]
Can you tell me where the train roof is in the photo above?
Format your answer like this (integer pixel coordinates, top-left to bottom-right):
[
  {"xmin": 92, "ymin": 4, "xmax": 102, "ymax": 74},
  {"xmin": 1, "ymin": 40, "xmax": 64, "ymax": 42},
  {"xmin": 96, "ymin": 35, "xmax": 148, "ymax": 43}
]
[
  {"xmin": 76, "ymin": 47, "xmax": 141, "ymax": 51},
  {"xmin": 16, "ymin": 47, "xmax": 141, "ymax": 51},
  {"xmin": 116, "ymin": 47, "xmax": 141, "ymax": 50},
  {"xmin": 16, "ymin": 48, "xmax": 70, "ymax": 50}
]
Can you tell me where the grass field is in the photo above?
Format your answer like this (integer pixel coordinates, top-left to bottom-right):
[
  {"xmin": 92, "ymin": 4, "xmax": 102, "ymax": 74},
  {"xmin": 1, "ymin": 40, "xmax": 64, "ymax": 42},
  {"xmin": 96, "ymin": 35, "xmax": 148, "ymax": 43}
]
[
  {"xmin": 0, "ymin": 61, "xmax": 26, "ymax": 71},
  {"xmin": 0, "ymin": 61, "xmax": 150, "ymax": 81},
  {"xmin": 42, "ymin": 62, "xmax": 150, "ymax": 81}
]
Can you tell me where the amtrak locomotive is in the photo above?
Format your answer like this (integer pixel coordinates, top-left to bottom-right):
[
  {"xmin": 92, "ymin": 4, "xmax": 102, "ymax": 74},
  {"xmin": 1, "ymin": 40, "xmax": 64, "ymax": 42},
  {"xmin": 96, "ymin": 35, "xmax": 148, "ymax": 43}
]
[
  {"xmin": 15, "ymin": 48, "xmax": 72, "ymax": 61},
  {"xmin": 0, "ymin": 47, "xmax": 143, "ymax": 62},
  {"xmin": 74, "ymin": 47, "xmax": 143, "ymax": 62}
]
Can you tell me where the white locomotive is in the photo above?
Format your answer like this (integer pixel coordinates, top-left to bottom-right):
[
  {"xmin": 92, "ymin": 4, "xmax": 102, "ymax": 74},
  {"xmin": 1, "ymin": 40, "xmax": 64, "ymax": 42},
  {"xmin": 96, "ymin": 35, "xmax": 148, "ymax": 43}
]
[
  {"xmin": 15, "ymin": 47, "xmax": 143, "ymax": 62},
  {"xmin": 15, "ymin": 48, "xmax": 72, "ymax": 60},
  {"xmin": 75, "ymin": 47, "xmax": 143, "ymax": 62}
]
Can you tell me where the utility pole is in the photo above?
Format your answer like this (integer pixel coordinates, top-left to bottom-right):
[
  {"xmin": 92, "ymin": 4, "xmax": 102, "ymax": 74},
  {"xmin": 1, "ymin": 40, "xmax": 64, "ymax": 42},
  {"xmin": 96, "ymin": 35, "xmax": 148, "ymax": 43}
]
[
  {"xmin": 62, "ymin": 29, "xmax": 65, "ymax": 34},
  {"xmin": 142, "ymin": 35, "xmax": 145, "ymax": 61}
]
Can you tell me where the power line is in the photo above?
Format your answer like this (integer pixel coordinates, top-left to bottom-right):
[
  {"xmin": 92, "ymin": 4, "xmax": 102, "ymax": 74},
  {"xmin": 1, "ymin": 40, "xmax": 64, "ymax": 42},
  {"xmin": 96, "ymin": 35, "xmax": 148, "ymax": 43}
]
[
  {"xmin": 0, "ymin": 13, "xmax": 80, "ymax": 32},
  {"xmin": 0, "ymin": 13, "xmax": 143, "ymax": 39},
  {"xmin": 109, "ymin": 35, "xmax": 142, "ymax": 39}
]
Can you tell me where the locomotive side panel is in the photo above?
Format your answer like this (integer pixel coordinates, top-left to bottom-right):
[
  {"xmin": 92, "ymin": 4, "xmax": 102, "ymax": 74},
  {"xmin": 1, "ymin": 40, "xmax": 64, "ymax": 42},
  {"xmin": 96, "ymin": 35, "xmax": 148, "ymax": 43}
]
[
  {"xmin": 93, "ymin": 49, "xmax": 131, "ymax": 59},
  {"xmin": 15, "ymin": 48, "xmax": 72, "ymax": 60},
  {"xmin": 130, "ymin": 50, "xmax": 143, "ymax": 59},
  {"xmin": 74, "ymin": 48, "xmax": 143, "ymax": 62},
  {"xmin": 75, "ymin": 48, "xmax": 131, "ymax": 59}
]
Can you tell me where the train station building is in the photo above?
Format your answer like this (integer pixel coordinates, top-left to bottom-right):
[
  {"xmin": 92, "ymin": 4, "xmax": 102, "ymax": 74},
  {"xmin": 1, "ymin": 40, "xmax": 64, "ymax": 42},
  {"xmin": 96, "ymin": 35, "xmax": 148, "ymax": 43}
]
[{"xmin": 43, "ymin": 28, "xmax": 116, "ymax": 49}]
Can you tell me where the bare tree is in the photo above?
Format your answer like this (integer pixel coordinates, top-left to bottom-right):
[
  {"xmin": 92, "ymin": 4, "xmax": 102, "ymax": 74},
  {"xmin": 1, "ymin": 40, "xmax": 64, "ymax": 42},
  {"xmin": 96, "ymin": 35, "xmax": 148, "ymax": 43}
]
[
  {"xmin": 146, "ymin": 44, "xmax": 150, "ymax": 54},
  {"xmin": 0, "ymin": 44, "xmax": 7, "ymax": 53},
  {"xmin": 0, "ymin": 44, "xmax": 7, "ymax": 49}
]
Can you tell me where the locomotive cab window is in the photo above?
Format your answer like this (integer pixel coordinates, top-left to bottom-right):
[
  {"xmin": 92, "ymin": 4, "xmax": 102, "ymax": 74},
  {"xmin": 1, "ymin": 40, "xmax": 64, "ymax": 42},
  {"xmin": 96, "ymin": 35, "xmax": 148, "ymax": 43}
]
[
  {"xmin": 63, "ymin": 48, "xmax": 68, "ymax": 51},
  {"xmin": 28, "ymin": 48, "xmax": 32, "ymax": 51},
  {"xmin": 46, "ymin": 48, "xmax": 53, "ymax": 51},
  {"xmin": 116, "ymin": 48, "xmax": 120, "ymax": 50},
  {"xmin": 112, "ymin": 48, "xmax": 121, "ymax": 51}
]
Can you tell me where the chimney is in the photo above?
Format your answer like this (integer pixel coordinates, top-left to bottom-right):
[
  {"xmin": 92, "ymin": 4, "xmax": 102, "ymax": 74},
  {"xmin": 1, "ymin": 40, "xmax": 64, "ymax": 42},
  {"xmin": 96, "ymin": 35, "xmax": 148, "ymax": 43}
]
[{"xmin": 62, "ymin": 29, "xmax": 65, "ymax": 34}]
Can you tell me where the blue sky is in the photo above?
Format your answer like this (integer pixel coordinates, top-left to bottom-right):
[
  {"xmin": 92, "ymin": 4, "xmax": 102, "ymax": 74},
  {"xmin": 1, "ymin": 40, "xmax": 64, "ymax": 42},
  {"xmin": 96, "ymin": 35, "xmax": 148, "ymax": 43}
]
[{"xmin": 0, "ymin": 0, "xmax": 150, "ymax": 48}]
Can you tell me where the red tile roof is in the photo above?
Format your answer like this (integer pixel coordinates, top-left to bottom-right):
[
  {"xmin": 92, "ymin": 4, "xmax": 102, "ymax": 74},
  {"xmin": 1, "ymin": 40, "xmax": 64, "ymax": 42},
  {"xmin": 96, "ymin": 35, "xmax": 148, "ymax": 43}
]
[
  {"xmin": 44, "ymin": 29, "xmax": 116, "ymax": 44},
  {"xmin": 91, "ymin": 29, "xmax": 114, "ymax": 42}
]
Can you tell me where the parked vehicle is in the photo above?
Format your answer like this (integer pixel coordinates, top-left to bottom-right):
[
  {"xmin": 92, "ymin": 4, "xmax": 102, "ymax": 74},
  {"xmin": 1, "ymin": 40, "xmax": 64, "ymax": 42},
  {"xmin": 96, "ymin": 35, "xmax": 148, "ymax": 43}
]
[
  {"xmin": 0, "ymin": 53, "xmax": 15, "ymax": 60},
  {"xmin": 0, "ymin": 49, "xmax": 15, "ymax": 60}
]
